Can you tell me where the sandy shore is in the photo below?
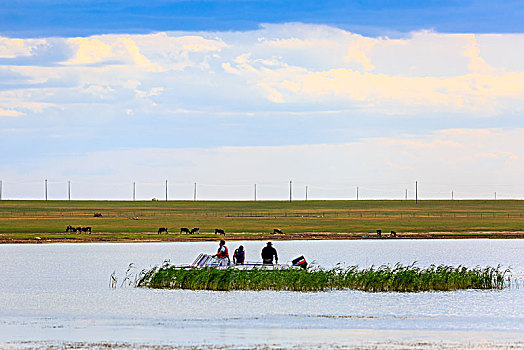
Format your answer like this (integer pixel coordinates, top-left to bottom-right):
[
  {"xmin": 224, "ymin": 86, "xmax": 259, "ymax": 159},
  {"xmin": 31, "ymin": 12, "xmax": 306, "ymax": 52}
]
[{"xmin": 1, "ymin": 231, "xmax": 523, "ymax": 244}]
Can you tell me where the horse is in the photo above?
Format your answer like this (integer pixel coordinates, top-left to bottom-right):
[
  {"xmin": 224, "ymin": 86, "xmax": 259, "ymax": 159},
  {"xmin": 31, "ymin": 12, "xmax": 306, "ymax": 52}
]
[
  {"xmin": 158, "ymin": 227, "xmax": 168, "ymax": 234},
  {"xmin": 76, "ymin": 227, "xmax": 82, "ymax": 233},
  {"xmin": 215, "ymin": 228, "xmax": 225, "ymax": 235},
  {"xmin": 66, "ymin": 225, "xmax": 75, "ymax": 233},
  {"xmin": 390, "ymin": 230, "xmax": 397, "ymax": 237},
  {"xmin": 273, "ymin": 228, "xmax": 283, "ymax": 234},
  {"xmin": 376, "ymin": 229, "xmax": 382, "ymax": 237},
  {"xmin": 190, "ymin": 227, "xmax": 200, "ymax": 234},
  {"xmin": 180, "ymin": 227, "xmax": 190, "ymax": 234},
  {"xmin": 81, "ymin": 227, "xmax": 91, "ymax": 234}
]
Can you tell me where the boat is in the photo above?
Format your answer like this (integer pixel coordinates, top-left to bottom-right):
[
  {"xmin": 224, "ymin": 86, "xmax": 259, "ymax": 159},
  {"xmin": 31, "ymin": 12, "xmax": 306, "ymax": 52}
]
[{"xmin": 172, "ymin": 253, "xmax": 308, "ymax": 270}]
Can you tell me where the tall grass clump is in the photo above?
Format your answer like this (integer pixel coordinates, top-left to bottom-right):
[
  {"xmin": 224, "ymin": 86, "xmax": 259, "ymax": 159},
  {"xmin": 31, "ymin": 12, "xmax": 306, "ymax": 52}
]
[{"xmin": 136, "ymin": 263, "xmax": 511, "ymax": 292}]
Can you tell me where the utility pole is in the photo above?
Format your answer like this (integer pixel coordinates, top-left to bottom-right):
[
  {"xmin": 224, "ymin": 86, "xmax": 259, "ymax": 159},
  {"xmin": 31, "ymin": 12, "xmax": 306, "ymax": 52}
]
[
  {"xmin": 165, "ymin": 180, "xmax": 168, "ymax": 201},
  {"xmin": 405, "ymin": 188, "xmax": 407, "ymax": 200},
  {"xmin": 356, "ymin": 186, "xmax": 359, "ymax": 200},
  {"xmin": 0, "ymin": 180, "xmax": 2, "ymax": 200},
  {"xmin": 194, "ymin": 182, "xmax": 197, "ymax": 201},
  {"xmin": 45, "ymin": 179, "xmax": 48, "ymax": 201},
  {"xmin": 415, "ymin": 181, "xmax": 418, "ymax": 204},
  {"xmin": 289, "ymin": 181, "xmax": 292, "ymax": 203},
  {"xmin": 305, "ymin": 185, "xmax": 308, "ymax": 201},
  {"xmin": 494, "ymin": 192, "xmax": 497, "ymax": 200},
  {"xmin": 133, "ymin": 182, "xmax": 136, "ymax": 201},
  {"xmin": 68, "ymin": 181, "xmax": 71, "ymax": 201},
  {"xmin": 254, "ymin": 184, "xmax": 257, "ymax": 201}
]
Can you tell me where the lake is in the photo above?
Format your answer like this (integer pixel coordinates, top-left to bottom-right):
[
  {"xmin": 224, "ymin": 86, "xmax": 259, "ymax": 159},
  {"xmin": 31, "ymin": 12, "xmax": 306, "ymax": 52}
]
[{"xmin": 0, "ymin": 239, "xmax": 523, "ymax": 349}]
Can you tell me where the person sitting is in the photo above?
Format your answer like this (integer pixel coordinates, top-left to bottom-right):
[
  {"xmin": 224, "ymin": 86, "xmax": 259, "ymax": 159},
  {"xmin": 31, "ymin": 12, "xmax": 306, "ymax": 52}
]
[
  {"xmin": 261, "ymin": 242, "xmax": 278, "ymax": 265},
  {"xmin": 233, "ymin": 245, "xmax": 245, "ymax": 265},
  {"xmin": 213, "ymin": 239, "xmax": 230, "ymax": 262}
]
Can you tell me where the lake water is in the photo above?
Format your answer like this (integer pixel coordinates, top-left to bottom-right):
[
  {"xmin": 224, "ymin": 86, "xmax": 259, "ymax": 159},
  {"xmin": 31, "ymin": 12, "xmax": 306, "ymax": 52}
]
[{"xmin": 0, "ymin": 239, "xmax": 523, "ymax": 349}]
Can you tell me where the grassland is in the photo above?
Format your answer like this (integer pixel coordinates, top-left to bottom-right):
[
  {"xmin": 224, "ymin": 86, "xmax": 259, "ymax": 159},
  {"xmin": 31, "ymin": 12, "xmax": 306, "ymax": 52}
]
[
  {"xmin": 1, "ymin": 199, "xmax": 524, "ymax": 243},
  {"xmin": 136, "ymin": 263, "xmax": 510, "ymax": 292}
]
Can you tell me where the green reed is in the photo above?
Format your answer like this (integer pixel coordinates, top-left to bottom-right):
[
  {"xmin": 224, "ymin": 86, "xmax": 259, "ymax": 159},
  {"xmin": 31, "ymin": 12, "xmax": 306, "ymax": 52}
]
[{"xmin": 136, "ymin": 263, "xmax": 510, "ymax": 292}]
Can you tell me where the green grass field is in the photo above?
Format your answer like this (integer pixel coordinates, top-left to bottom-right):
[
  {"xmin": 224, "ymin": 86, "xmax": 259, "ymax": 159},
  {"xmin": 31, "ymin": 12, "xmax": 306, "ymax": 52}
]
[{"xmin": 1, "ymin": 199, "xmax": 524, "ymax": 237}]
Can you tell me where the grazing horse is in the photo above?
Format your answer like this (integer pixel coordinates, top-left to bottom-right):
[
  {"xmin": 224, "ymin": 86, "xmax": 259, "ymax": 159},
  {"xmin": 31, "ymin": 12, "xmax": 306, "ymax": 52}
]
[
  {"xmin": 215, "ymin": 228, "xmax": 225, "ymax": 235},
  {"xmin": 180, "ymin": 227, "xmax": 190, "ymax": 234},
  {"xmin": 376, "ymin": 229, "xmax": 382, "ymax": 237},
  {"xmin": 81, "ymin": 227, "xmax": 92, "ymax": 234},
  {"xmin": 66, "ymin": 225, "xmax": 75, "ymax": 233},
  {"xmin": 273, "ymin": 228, "xmax": 283, "ymax": 234},
  {"xmin": 158, "ymin": 227, "xmax": 168, "ymax": 234},
  {"xmin": 390, "ymin": 231, "xmax": 397, "ymax": 237},
  {"xmin": 190, "ymin": 227, "xmax": 200, "ymax": 234}
]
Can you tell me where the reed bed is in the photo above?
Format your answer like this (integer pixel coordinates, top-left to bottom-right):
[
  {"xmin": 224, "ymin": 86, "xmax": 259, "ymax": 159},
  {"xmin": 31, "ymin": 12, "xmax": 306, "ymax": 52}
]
[{"xmin": 136, "ymin": 263, "xmax": 510, "ymax": 292}]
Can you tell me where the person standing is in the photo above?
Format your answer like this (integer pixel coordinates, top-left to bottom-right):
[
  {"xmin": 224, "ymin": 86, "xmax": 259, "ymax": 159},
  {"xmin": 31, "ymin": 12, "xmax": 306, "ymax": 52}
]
[
  {"xmin": 261, "ymin": 242, "xmax": 278, "ymax": 264},
  {"xmin": 233, "ymin": 245, "xmax": 245, "ymax": 265},
  {"xmin": 213, "ymin": 239, "xmax": 230, "ymax": 262}
]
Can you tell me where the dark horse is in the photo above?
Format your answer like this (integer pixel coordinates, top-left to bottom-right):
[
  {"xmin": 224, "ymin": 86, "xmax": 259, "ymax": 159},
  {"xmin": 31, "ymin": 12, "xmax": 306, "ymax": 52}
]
[
  {"xmin": 66, "ymin": 225, "xmax": 77, "ymax": 233},
  {"xmin": 215, "ymin": 228, "xmax": 225, "ymax": 235},
  {"xmin": 180, "ymin": 227, "xmax": 190, "ymax": 234},
  {"xmin": 158, "ymin": 227, "xmax": 168, "ymax": 234},
  {"xmin": 81, "ymin": 227, "xmax": 92, "ymax": 234},
  {"xmin": 273, "ymin": 228, "xmax": 283, "ymax": 234},
  {"xmin": 190, "ymin": 227, "xmax": 200, "ymax": 234}
]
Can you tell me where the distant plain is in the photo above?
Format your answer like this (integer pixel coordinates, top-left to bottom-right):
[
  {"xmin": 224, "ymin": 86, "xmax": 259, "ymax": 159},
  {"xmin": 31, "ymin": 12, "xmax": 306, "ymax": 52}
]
[{"xmin": 1, "ymin": 200, "xmax": 524, "ymax": 243}]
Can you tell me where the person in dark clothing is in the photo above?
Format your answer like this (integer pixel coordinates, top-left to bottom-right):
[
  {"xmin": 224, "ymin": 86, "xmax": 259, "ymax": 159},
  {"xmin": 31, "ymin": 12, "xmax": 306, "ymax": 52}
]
[
  {"xmin": 233, "ymin": 245, "xmax": 245, "ymax": 265},
  {"xmin": 261, "ymin": 242, "xmax": 278, "ymax": 264}
]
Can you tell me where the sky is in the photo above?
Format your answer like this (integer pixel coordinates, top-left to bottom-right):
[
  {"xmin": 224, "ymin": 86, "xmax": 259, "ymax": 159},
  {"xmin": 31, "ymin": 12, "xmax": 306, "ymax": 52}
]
[{"xmin": 1, "ymin": 1, "xmax": 524, "ymax": 200}]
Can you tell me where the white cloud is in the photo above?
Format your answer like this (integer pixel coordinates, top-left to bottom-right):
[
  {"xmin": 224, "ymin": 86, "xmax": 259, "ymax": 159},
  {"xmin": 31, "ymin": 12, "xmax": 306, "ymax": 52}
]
[
  {"xmin": 0, "ymin": 107, "xmax": 22, "ymax": 117},
  {"xmin": 0, "ymin": 37, "xmax": 47, "ymax": 58},
  {"xmin": 345, "ymin": 34, "xmax": 377, "ymax": 71},
  {"xmin": 2, "ymin": 25, "xmax": 524, "ymax": 118},
  {"xmin": 66, "ymin": 36, "xmax": 162, "ymax": 72}
]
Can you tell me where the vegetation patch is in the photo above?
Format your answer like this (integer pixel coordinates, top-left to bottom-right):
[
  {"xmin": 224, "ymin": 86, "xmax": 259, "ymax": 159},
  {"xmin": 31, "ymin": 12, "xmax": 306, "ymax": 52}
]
[{"xmin": 136, "ymin": 263, "xmax": 511, "ymax": 292}]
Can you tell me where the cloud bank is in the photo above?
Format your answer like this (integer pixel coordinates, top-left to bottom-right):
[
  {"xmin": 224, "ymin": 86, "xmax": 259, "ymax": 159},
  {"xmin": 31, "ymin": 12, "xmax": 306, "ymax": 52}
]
[
  {"xmin": 1, "ymin": 24, "xmax": 524, "ymax": 199},
  {"xmin": 2, "ymin": 24, "xmax": 524, "ymax": 118}
]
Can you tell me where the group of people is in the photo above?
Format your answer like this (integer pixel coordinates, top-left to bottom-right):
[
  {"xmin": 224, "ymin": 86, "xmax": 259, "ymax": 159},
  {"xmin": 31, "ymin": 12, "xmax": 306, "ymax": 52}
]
[{"xmin": 213, "ymin": 239, "xmax": 278, "ymax": 265}]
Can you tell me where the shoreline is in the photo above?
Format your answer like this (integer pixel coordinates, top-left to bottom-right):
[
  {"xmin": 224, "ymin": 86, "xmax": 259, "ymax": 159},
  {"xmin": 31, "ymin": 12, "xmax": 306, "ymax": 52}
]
[{"xmin": 1, "ymin": 231, "xmax": 523, "ymax": 244}]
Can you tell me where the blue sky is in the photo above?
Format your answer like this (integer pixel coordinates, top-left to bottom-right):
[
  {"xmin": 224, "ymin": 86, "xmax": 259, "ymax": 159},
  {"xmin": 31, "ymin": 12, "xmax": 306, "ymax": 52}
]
[
  {"xmin": 2, "ymin": 0, "xmax": 524, "ymax": 37},
  {"xmin": 1, "ymin": 1, "xmax": 524, "ymax": 200}
]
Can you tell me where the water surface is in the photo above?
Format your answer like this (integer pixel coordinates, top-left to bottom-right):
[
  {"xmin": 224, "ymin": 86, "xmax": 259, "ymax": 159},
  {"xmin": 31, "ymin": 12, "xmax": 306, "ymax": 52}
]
[{"xmin": 0, "ymin": 239, "xmax": 523, "ymax": 349}]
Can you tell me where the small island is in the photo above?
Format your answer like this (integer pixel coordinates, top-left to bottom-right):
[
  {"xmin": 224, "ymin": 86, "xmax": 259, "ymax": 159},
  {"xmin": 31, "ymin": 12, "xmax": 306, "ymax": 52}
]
[{"xmin": 136, "ymin": 263, "xmax": 511, "ymax": 292}]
